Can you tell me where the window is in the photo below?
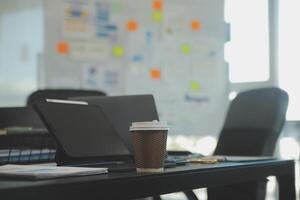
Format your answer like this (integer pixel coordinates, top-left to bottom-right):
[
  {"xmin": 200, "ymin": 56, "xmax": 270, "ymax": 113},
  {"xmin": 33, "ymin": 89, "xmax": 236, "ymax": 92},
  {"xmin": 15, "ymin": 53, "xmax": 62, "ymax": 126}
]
[
  {"xmin": 0, "ymin": 1, "xmax": 43, "ymax": 107},
  {"xmin": 225, "ymin": 0, "xmax": 270, "ymax": 83},
  {"xmin": 278, "ymin": 0, "xmax": 300, "ymax": 120}
]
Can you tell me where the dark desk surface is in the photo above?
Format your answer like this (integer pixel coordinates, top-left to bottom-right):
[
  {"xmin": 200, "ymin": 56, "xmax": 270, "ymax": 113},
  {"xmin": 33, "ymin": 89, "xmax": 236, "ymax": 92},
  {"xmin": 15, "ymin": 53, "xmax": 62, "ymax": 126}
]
[{"xmin": 0, "ymin": 159, "xmax": 295, "ymax": 200}]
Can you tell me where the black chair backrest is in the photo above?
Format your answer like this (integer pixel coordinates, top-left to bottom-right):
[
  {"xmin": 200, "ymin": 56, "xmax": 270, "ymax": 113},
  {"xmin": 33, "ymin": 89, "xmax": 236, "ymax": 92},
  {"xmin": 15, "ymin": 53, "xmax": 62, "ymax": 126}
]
[
  {"xmin": 207, "ymin": 87, "xmax": 289, "ymax": 200},
  {"xmin": 214, "ymin": 87, "xmax": 289, "ymax": 156},
  {"xmin": 26, "ymin": 89, "xmax": 106, "ymax": 105},
  {"xmin": 0, "ymin": 107, "xmax": 45, "ymax": 129}
]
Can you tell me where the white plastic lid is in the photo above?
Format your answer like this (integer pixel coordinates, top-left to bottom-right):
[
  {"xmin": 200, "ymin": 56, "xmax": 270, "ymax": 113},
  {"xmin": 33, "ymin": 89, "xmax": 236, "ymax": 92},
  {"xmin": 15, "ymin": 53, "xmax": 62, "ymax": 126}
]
[{"xmin": 129, "ymin": 120, "xmax": 169, "ymax": 131}]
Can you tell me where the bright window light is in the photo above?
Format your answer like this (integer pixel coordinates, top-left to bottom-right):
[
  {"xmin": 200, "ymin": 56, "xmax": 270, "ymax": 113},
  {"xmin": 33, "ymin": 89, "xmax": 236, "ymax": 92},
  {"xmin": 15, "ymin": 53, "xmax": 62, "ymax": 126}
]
[
  {"xmin": 266, "ymin": 176, "xmax": 277, "ymax": 198},
  {"xmin": 174, "ymin": 135, "xmax": 195, "ymax": 152},
  {"xmin": 225, "ymin": 0, "xmax": 270, "ymax": 83},
  {"xmin": 160, "ymin": 192, "xmax": 187, "ymax": 200},
  {"xmin": 170, "ymin": 135, "xmax": 217, "ymax": 155},
  {"xmin": 278, "ymin": 0, "xmax": 300, "ymax": 120},
  {"xmin": 228, "ymin": 91, "xmax": 237, "ymax": 100},
  {"xmin": 195, "ymin": 136, "xmax": 217, "ymax": 156},
  {"xmin": 279, "ymin": 137, "xmax": 300, "ymax": 159},
  {"xmin": 0, "ymin": 3, "xmax": 42, "ymax": 106}
]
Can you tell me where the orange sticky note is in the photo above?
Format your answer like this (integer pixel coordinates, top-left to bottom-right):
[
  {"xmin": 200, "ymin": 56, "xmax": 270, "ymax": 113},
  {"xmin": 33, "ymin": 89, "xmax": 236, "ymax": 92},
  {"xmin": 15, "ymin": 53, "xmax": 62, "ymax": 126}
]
[
  {"xmin": 127, "ymin": 20, "xmax": 138, "ymax": 32},
  {"xmin": 191, "ymin": 20, "xmax": 202, "ymax": 31},
  {"xmin": 57, "ymin": 42, "xmax": 69, "ymax": 54},
  {"xmin": 153, "ymin": 0, "xmax": 163, "ymax": 10},
  {"xmin": 150, "ymin": 68, "xmax": 161, "ymax": 80}
]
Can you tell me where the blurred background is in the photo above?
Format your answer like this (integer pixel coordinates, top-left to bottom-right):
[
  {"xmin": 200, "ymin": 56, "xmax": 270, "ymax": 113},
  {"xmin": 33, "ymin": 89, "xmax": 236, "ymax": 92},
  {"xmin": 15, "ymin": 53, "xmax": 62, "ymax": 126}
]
[{"xmin": 0, "ymin": 0, "xmax": 299, "ymax": 199}]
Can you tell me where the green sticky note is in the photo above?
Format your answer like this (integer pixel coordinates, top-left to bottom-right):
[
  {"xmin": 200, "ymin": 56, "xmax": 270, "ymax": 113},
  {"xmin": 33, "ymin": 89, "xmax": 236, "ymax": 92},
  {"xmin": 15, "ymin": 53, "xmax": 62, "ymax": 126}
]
[
  {"xmin": 152, "ymin": 11, "xmax": 162, "ymax": 22},
  {"xmin": 181, "ymin": 44, "xmax": 191, "ymax": 55},
  {"xmin": 190, "ymin": 81, "xmax": 201, "ymax": 91},
  {"xmin": 112, "ymin": 3, "xmax": 122, "ymax": 12},
  {"xmin": 112, "ymin": 45, "xmax": 124, "ymax": 57}
]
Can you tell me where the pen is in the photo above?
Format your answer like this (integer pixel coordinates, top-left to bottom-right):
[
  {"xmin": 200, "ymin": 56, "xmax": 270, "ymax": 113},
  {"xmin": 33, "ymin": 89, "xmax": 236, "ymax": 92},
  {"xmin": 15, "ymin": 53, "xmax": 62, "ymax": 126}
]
[{"xmin": 188, "ymin": 158, "xmax": 219, "ymax": 164}]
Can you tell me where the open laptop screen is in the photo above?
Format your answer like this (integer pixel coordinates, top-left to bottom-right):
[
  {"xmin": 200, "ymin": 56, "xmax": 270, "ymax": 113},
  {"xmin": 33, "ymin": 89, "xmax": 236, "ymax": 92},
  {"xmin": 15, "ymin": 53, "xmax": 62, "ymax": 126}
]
[
  {"xmin": 71, "ymin": 95, "xmax": 159, "ymax": 154},
  {"xmin": 33, "ymin": 99, "xmax": 130, "ymax": 160}
]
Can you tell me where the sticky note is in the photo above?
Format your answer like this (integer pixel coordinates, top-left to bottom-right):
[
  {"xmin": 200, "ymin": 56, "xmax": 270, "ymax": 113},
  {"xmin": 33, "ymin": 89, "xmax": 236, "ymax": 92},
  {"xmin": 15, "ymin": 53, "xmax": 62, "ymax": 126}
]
[
  {"xmin": 65, "ymin": 8, "xmax": 72, "ymax": 17},
  {"xmin": 127, "ymin": 20, "xmax": 138, "ymax": 32},
  {"xmin": 181, "ymin": 44, "xmax": 191, "ymax": 55},
  {"xmin": 150, "ymin": 68, "xmax": 161, "ymax": 80},
  {"xmin": 190, "ymin": 81, "xmax": 201, "ymax": 91},
  {"xmin": 152, "ymin": 11, "xmax": 162, "ymax": 22},
  {"xmin": 80, "ymin": 11, "xmax": 89, "ymax": 17},
  {"xmin": 112, "ymin": 3, "xmax": 122, "ymax": 12},
  {"xmin": 57, "ymin": 42, "xmax": 69, "ymax": 55},
  {"xmin": 112, "ymin": 45, "xmax": 124, "ymax": 57},
  {"xmin": 153, "ymin": 0, "xmax": 163, "ymax": 10},
  {"xmin": 132, "ymin": 54, "xmax": 144, "ymax": 62},
  {"xmin": 191, "ymin": 20, "xmax": 202, "ymax": 31}
]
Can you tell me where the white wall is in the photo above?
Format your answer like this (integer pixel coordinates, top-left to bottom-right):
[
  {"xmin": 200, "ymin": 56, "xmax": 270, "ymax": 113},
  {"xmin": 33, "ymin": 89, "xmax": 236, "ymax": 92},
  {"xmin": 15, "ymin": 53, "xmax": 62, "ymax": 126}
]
[{"xmin": 0, "ymin": 0, "xmax": 43, "ymax": 106}]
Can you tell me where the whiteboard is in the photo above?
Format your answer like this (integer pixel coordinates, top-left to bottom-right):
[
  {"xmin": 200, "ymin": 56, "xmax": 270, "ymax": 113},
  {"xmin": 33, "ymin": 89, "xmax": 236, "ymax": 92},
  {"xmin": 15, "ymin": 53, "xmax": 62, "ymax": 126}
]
[{"xmin": 43, "ymin": 0, "xmax": 229, "ymax": 136}]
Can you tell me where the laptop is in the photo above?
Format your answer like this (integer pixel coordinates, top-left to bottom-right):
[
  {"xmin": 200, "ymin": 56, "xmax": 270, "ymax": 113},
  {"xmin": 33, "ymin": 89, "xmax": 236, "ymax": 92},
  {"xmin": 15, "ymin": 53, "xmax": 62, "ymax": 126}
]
[
  {"xmin": 33, "ymin": 99, "xmax": 131, "ymax": 167},
  {"xmin": 70, "ymin": 95, "xmax": 203, "ymax": 164},
  {"xmin": 70, "ymin": 95, "xmax": 159, "ymax": 154}
]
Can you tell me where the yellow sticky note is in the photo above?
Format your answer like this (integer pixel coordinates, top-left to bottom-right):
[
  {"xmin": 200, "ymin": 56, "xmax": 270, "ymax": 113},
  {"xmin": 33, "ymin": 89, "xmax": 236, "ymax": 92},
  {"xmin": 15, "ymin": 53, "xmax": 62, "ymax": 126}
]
[
  {"xmin": 112, "ymin": 45, "xmax": 124, "ymax": 57},
  {"xmin": 190, "ymin": 81, "xmax": 201, "ymax": 91},
  {"xmin": 152, "ymin": 11, "xmax": 162, "ymax": 22},
  {"xmin": 181, "ymin": 44, "xmax": 191, "ymax": 55}
]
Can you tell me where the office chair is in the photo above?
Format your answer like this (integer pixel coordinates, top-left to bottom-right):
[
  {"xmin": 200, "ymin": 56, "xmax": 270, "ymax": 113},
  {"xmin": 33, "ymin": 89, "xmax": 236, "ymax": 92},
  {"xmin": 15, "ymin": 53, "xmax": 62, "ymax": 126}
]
[
  {"xmin": 26, "ymin": 89, "xmax": 106, "ymax": 105},
  {"xmin": 181, "ymin": 87, "xmax": 289, "ymax": 200},
  {"xmin": 206, "ymin": 87, "xmax": 289, "ymax": 200},
  {"xmin": 0, "ymin": 107, "xmax": 45, "ymax": 129}
]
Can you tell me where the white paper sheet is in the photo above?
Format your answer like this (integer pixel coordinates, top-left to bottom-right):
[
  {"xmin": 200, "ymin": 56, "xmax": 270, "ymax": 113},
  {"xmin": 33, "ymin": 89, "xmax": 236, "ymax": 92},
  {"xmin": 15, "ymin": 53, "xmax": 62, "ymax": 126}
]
[{"xmin": 0, "ymin": 164, "xmax": 107, "ymax": 180}]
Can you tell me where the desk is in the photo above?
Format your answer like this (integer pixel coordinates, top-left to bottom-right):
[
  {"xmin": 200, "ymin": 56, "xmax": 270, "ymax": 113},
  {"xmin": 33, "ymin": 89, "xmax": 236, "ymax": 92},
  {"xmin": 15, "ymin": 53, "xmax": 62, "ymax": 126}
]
[{"xmin": 0, "ymin": 160, "xmax": 295, "ymax": 200}]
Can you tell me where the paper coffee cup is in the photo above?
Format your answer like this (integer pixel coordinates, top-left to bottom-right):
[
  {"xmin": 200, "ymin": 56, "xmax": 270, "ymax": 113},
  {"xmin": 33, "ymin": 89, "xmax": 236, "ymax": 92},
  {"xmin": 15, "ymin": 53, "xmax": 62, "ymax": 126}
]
[{"xmin": 130, "ymin": 120, "xmax": 169, "ymax": 173}]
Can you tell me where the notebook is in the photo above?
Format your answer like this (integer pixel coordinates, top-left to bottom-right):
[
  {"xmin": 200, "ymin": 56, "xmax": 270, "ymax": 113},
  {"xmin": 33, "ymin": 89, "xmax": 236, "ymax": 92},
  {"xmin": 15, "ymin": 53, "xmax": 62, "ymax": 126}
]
[
  {"xmin": 214, "ymin": 155, "xmax": 275, "ymax": 162},
  {"xmin": 189, "ymin": 155, "xmax": 276, "ymax": 163},
  {"xmin": 0, "ymin": 164, "xmax": 107, "ymax": 180}
]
